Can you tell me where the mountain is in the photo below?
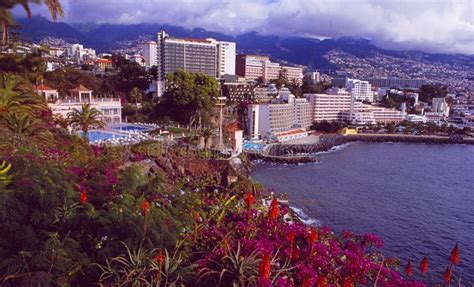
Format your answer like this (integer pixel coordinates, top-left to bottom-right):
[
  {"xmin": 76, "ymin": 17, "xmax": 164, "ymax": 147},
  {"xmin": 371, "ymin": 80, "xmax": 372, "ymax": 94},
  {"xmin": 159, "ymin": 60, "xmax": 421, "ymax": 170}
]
[{"xmin": 15, "ymin": 17, "xmax": 474, "ymax": 77}]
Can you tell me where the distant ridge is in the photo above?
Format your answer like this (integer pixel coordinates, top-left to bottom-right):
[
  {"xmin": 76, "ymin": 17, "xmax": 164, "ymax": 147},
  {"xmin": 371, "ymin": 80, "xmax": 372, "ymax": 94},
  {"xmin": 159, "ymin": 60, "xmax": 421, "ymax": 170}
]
[{"xmin": 16, "ymin": 16, "xmax": 474, "ymax": 71}]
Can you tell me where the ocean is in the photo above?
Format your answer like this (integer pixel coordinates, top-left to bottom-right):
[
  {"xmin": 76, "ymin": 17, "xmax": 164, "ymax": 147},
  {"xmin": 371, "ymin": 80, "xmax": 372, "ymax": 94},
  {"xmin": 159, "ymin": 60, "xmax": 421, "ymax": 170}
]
[{"xmin": 252, "ymin": 142, "xmax": 474, "ymax": 284}]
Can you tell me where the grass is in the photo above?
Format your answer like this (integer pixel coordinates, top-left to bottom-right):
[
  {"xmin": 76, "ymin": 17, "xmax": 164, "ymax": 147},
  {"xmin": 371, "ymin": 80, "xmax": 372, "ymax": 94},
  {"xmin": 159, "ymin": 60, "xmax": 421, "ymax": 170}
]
[{"xmin": 167, "ymin": 127, "xmax": 188, "ymax": 134}]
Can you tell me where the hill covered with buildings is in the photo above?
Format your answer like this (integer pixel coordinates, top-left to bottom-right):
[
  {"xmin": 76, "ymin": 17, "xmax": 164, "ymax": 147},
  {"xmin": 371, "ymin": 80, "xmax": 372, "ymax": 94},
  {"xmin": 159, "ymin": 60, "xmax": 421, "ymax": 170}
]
[{"xmin": 17, "ymin": 16, "xmax": 474, "ymax": 70}]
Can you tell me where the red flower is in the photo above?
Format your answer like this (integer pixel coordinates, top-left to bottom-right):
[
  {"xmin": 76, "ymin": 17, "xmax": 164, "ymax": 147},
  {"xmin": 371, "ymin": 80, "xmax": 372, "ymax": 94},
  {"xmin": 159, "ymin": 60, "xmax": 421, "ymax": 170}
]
[
  {"xmin": 420, "ymin": 256, "xmax": 428, "ymax": 275},
  {"xmin": 443, "ymin": 266, "xmax": 452, "ymax": 285},
  {"xmin": 302, "ymin": 278, "xmax": 311, "ymax": 287},
  {"xmin": 141, "ymin": 200, "xmax": 150, "ymax": 216},
  {"xmin": 268, "ymin": 198, "xmax": 279, "ymax": 220},
  {"xmin": 405, "ymin": 260, "xmax": 413, "ymax": 277},
  {"xmin": 194, "ymin": 212, "xmax": 202, "ymax": 223},
  {"xmin": 80, "ymin": 191, "xmax": 87, "ymax": 204},
  {"xmin": 259, "ymin": 254, "xmax": 271, "ymax": 280},
  {"xmin": 308, "ymin": 227, "xmax": 319, "ymax": 244},
  {"xmin": 317, "ymin": 274, "xmax": 327, "ymax": 287},
  {"xmin": 245, "ymin": 192, "xmax": 255, "ymax": 221},
  {"xmin": 292, "ymin": 246, "xmax": 300, "ymax": 260},
  {"xmin": 244, "ymin": 192, "xmax": 255, "ymax": 207},
  {"xmin": 450, "ymin": 243, "xmax": 460, "ymax": 265},
  {"xmin": 288, "ymin": 231, "xmax": 295, "ymax": 246},
  {"xmin": 342, "ymin": 278, "xmax": 353, "ymax": 287},
  {"xmin": 155, "ymin": 250, "xmax": 165, "ymax": 265}
]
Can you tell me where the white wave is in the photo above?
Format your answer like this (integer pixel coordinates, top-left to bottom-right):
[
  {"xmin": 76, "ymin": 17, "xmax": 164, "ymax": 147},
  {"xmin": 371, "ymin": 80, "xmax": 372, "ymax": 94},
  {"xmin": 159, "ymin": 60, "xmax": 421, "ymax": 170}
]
[
  {"xmin": 289, "ymin": 206, "xmax": 321, "ymax": 227},
  {"xmin": 314, "ymin": 142, "xmax": 353, "ymax": 155}
]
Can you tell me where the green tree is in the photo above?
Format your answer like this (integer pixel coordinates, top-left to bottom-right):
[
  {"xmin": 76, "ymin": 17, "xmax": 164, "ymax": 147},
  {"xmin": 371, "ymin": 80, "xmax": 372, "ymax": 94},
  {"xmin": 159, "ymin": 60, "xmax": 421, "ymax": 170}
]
[
  {"xmin": 301, "ymin": 75, "xmax": 331, "ymax": 94},
  {"xmin": 0, "ymin": 72, "xmax": 46, "ymax": 116},
  {"xmin": 1, "ymin": 0, "xmax": 64, "ymax": 46},
  {"xmin": 44, "ymin": 68, "xmax": 102, "ymax": 97},
  {"xmin": 386, "ymin": 123, "xmax": 396, "ymax": 133},
  {"xmin": 273, "ymin": 68, "xmax": 288, "ymax": 89},
  {"xmin": 0, "ymin": 49, "xmax": 47, "ymax": 84},
  {"xmin": 419, "ymin": 84, "xmax": 448, "ymax": 102},
  {"xmin": 288, "ymin": 79, "xmax": 302, "ymax": 98},
  {"xmin": 160, "ymin": 70, "xmax": 219, "ymax": 131},
  {"xmin": 4, "ymin": 111, "xmax": 37, "ymax": 135},
  {"xmin": 67, "ymin": 103, "xmax": 104, "ymax": 136},
  {"xmin": 129, "ymin": 87, "xmax": 142, "ymax": 116},
  {"xmin": 109, "ymin": 54, "xmax": 149, "ymax": 94},
  {"xmin": 310, "ymin": 120, "xmax": 343, "ymax": 133}
]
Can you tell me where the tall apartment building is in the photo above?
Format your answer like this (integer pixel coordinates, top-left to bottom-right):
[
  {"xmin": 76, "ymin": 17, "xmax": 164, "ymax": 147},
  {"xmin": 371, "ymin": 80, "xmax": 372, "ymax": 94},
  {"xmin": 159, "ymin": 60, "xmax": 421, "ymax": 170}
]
[
  {"xmin": 143, "ymin": 41, "xmax": 157, "ymax": 68},
  {"xmin": 236, "ymin": 54, "xmax": 303, "ymax": 84},
  {"xmin": 156, "ymin": 30, "xmax": 235, "ymax": 81},
  {"xmin": 305, "ymin": 88, "xmax": 353, "ymax": 122},
  {"xmin": 345, "ymin": 78, "xmax": 374, "ymax": 102},
  {"xmin": 248, "ymin": 87, "xmax": 407, "ymax": 140},
  {"xmin": 432, "ymin": 97, "xmax": 450, "ymax": 117},
  {"xmin": 217, "ymin": 41, "xmax": 236, "ymax": 78},
  {"xmin": 305, "ymin": 88, "xmax": 405, "ymax": 126},
  {"xmin": 66, "ymin": 44, "xmax": 96, "ymax": 64},
  {"xmin": 338, "ymin": 105, "xmax": 406, "ymax": 125}
]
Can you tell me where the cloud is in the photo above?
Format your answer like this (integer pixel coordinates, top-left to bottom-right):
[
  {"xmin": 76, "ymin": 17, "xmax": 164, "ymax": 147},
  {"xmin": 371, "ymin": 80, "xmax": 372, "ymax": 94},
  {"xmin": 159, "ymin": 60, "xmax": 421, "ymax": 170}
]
[{"xmin": 17, "ymin": 0, "xmax": 474, "ymax": 54}]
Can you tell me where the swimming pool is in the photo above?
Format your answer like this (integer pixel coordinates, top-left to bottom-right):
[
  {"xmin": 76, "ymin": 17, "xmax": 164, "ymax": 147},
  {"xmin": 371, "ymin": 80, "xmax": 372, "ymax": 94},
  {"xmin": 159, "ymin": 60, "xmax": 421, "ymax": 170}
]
[
  {"xmin": 82, "ymin": 131, "xmax": 126, "ymax": 142},
  {"xmin": 243, "ymin": 142, "xmax": 265, "ymax": 152},
  {"xmin": 112, "ymin": 125, "xmax": 151, "ymax": 132}
]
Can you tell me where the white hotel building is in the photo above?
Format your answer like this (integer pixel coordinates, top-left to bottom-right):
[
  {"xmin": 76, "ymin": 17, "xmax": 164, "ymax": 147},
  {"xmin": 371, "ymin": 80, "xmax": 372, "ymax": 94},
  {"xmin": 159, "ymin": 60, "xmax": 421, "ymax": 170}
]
[
  {"xmin": 152, "ymin": 30, "xmax": 236, "ymax": 97},
  {"xmin": 143, "ymin": 41, "xmax": 158, "ymax": 68},
  {"xmin": 249, "ymin": 88, "xmax": 406, "ymax": 141},
  {"xmin": 346, "ymin": 78, "xmax": 374, "ymax": 102},
  {"xmin": 248, "ymin": 89, "xmax": 312, "ymax": 141},
  {"xmin": 236, "ymin": 54, "xmax": 304, "ymax": 84},
  {"xmin": 34, "ymin": 84, "xmax": 122, "ymax": 124}
]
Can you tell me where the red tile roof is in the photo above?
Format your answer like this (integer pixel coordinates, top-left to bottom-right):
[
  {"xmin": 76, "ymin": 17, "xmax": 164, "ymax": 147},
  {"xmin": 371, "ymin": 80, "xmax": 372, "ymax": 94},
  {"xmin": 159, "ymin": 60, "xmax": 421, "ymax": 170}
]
[
  {"xmin": 275, "ymin": 128, "xmax": 306, "ymax": 137},
  {"xmin": 70, "ymin": 84, "xmax": 92, "ymax": 92},
  {"xmin": 96, "ymin": 58, "xmax": 112, "ymax": 64},
  {"xmin": 225, "ymin": 122, "xmax": 243, "ymax": 132},
  {"xmin": 34, "ymin": 84, "xmax": 55, "ymax": 91}
]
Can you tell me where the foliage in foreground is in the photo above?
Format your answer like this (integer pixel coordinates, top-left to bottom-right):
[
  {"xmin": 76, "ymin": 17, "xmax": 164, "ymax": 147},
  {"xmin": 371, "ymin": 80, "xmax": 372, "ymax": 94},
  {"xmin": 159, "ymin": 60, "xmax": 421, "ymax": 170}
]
[{"xmin": 0, "ymin": 75, "xmax": 463, "ymax": 287}]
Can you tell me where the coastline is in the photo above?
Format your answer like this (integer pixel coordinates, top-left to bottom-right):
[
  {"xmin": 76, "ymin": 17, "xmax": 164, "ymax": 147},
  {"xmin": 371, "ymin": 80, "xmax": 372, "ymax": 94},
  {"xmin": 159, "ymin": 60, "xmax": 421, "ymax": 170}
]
[
  {"xmin": 250, "ymin": 133, "xmax": 474, "ymax": 164},
  {"xmin": 251, "ymin": 142, "xmax": 474, "ymax": 284}
]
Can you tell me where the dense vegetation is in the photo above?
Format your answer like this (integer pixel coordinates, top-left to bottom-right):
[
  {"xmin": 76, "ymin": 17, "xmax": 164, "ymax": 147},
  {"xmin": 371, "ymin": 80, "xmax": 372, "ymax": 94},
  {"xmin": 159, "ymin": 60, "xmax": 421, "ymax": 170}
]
[
  {"xmin": 0, "ymin": 69, "xmax": 425, "ymax": 286},
  {"xmin": 0, "ymin": 2, "xmax": 465, "ymax": 286},
  {"xmin": 1, "ymin": 69, "xmax": 463, "ymax": 286}
]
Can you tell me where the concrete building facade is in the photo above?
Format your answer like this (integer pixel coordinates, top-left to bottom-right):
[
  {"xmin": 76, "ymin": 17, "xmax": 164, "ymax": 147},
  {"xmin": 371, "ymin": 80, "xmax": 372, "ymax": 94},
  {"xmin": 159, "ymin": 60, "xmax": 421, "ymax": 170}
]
[
  {"xmin": 143, "ymin": 41, "xmax": 158, "ymax": 68},
  {"xmin": 156, "ymin": 30, "xmax": 236, "ymax": 80},
  {"xmin": 236, "ymin": 54, "xmax": 303, "ymax": 84},
  {"xmin": 34, "ymin": 85, "xmax": 122, "ymax": 124},
  {"xmin": 346, "ymin": 78, "xmax": 374, "ymax": 102}
]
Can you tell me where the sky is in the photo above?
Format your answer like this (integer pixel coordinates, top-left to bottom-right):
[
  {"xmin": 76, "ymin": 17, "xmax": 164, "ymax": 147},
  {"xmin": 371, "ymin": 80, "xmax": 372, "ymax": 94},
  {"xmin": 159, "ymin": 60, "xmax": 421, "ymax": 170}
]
[{"xmin": 18, "ymin": 0, "xmax": 474, "ymax": 55}]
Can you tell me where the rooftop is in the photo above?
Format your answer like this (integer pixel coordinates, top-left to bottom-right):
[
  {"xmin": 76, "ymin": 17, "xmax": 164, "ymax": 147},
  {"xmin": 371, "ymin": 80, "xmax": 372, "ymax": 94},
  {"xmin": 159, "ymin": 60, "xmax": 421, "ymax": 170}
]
[
  {"xmin": 34, "ymin": 84, "xmax": 55, "ymax": 91},
  {"xmin": 70, "ymin": 84, "xmax": 92, "ymax": 92}
]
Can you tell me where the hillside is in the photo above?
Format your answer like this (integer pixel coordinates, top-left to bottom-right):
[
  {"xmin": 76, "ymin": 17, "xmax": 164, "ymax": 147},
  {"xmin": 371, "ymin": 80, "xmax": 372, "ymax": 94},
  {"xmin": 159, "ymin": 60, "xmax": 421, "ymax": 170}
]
[{"xmin": 16, "ymin": 16, "xmax": 474, "ymax": 93}]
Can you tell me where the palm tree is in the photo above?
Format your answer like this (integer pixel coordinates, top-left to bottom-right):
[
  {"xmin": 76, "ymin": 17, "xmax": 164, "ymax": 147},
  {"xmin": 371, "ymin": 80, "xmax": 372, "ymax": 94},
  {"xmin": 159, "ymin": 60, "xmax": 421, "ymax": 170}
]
[
  {"xmin": 129, "ymin": 87, "xmax": 142, "ymax": 116},
  {"xmin": 0, "ymin": 72, "xmax": 46, "ymax": 116},
  {"xmin": 53, "ymin": 114, "xmax": 69, "ymax": 129},
  {"xmin": 4, "ymin": 111, "xmax": 36, "ymax": 136},
  {"xmin": 200, "ymin": 127, "xmax": 214, "ymax": 149},
  {"xmin": 67, "ymin": 103, "xmax": 104, "ymax": 137},
  {"xmin": 1, "ymin": 0, "xmax": 64, "ymax": 46}
]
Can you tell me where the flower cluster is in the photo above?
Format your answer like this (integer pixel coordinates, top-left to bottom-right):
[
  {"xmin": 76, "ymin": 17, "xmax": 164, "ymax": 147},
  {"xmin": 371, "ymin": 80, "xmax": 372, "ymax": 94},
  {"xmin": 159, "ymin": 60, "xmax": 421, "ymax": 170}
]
[{"xmin": 196, "ymin": 193, "xmax": 426, "ymax": 286}]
